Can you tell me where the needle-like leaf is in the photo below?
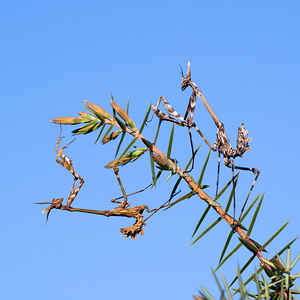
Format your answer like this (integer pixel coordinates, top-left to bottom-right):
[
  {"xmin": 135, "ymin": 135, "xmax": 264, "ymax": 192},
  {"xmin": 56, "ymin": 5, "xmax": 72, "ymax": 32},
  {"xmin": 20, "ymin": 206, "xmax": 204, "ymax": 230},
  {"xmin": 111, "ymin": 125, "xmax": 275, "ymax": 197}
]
[
  {"xmin": 260, "ymin": 221, "xmax": 290, "ymax": 252},
  {"xmin": 138, "ymin": 103, "xmax": 152, "ymax": 135},
  {"xmin": 197, "ymin": 150, "xmax": 210, "ymax": 187},
  {"xmin": 167, "ymin": 124, "xmax": 174, "ymax": 159},
  {"xmin": 189, "ymin": 218, "xmax": 221, "ymax": 246},
  {"xmin": 215, "ymin": 174, "xmax": 238, "ymax": 201},
  {"xmin": 246, "ymin": 194, "xmax": 264, "ymax": 236},
  {"xmin": 114, "ymin": 131, "xmax": 126, "ymax": 157},
  {"xmin": 215, "ymin": 243, "xmax": 243, "ymax": 272},
  {"xmin": 224, "ymin": 174, "xmax": 239, "ymax": 214},
  {"xmin": 192, "ymin": 206, "xmax": 211, "ymax": 237},
  {"xmin": 219, "ymin": 230, "xmax": 234, "ymax": 263}
]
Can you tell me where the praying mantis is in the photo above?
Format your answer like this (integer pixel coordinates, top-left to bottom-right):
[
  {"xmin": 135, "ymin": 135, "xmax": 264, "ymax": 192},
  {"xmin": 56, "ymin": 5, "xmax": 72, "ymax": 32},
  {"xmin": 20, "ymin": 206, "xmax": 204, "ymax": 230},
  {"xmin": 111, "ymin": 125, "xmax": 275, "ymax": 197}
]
[{"xmin": 151, "ymin": 62, "xmax": 260, "ymax": 223}]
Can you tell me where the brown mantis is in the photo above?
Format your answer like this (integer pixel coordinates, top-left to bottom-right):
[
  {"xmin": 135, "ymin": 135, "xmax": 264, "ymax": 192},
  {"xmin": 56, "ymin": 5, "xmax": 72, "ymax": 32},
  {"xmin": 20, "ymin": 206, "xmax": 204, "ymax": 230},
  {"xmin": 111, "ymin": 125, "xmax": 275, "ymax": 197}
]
[{"xmin": 151, "ymin": 62, "xmax": 260, "ymax": 223}]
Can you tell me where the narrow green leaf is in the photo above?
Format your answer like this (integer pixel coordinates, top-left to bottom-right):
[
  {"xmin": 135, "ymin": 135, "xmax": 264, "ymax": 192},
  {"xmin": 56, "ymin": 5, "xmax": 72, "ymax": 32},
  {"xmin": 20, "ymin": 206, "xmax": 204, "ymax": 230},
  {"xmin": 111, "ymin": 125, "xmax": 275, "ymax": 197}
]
[
  {"xmin": 215, "ymin": 174, "xmax": 238, "ymax": 201},
  {"xmin": 235, "ymin": 266, "xmax": 250, "ymax": 300},
  {"xmin": 167, "ymin": 124, "xmax": 174, "ymax": 159},
  {"xmin": 215, "ymin": 243, "xmax": 243, "ymax": 272},
  {"xmin": 290, "ymin": 253, "xmax": 300, "ymax": 270},
  {"xmin": 192, "ymin": 206, "xmax": 211, "ymax": 237},
  {"xmin": 99, "ymin": 123, "xmax": 115, "ymax": 143},
  {"xmin": 220, "ymin": 273, "xmax": 233, "ymax": 300},
  {"xmin": 209, "ymin": 200, "xmax": 221, "ymax": 207},
  {"xmin": 246, "ymin": 194, "xmax": 264, "ymax": 235},
  {"xmin": 219, "ymin": 230, "xmax": 234, "ymax": 263},
  {"xmin": 199, "ymin": 285, "xmax": 214, "ymax": 300},
  {"xmin": 239, "ymin": 193, "xmax": 261, "ymax": 224},
  {"xmin": 84, "ymin": 105, "xmax": 106, "ymax": 123},
  {"xmin": 263, "ymin": 275, "xmax": 270, "ymax": 300},
  {"xmin": 170, "ymin": 177, "xmax": 182, "ymax": 200},
  {"xmin": 249, "ymin": 238, "xmax": 267, "ymax": 252},
  {"xmin": 185, "ymin": 145, "xmax": 201, "ymax": 172},
  {"xmin": 166, "ymin": 191, "xmax": 195, "ymax": 210},
  {"xmin": 277, "ymin": 237, "xmax": 298, "ymax": 257},
  {"xmin": 141, "ymin": 137, "xmax": 153, "ymax": 149},
  {"xmin": 117, "ymin": 137, "xmax": 138, "ymax": 160},
  {"xmin": 72, "ymin": 120, "xmax": 99, "ymax": 135},
  {"xmin": 151, "ymin": 169, "xmax": 162, "ymax": 188},
  {"xmin": 189, "ymin": 218, "xmax": 221, "ymax": 246},
  {"xmin": 94, "ymin": 123, "xmax": 106, "ymax": 144},
  {"xmin": 287, "ymin": 247, "xmax": 291, "ymax": 272},
  {"xmin": 260, "ymin": 220, "xmax": 290, "ymax": 251},
  {"xmin": 115, "ymin": 117, "xmax": 126, "ymax": 130},
  {"xmin": 211, "ymin": 269, "xmax": 223, "ymax": 295},
  {"xmin": 138, "ymin": 103, "xmax": 152, "ymax": 135},
  {"xmin": 254, "ymin": 271, "xmax": 261, "ymax": 300},
  {"xmin": 153, "ymin": 119, "xmax": 162, "ymax": 144},
  {"xmin": 224, "ymin": 174, "xmax": 239, "ymax": 214},
  {"xmin": 239, "ymin": 237, "xmax": 258, "ymax": 254},
  {"xmin": 197, "ymin": 150, "xmax": 211, "ymax": 187},
  {"xmin": 126, "ymin": 97, "xmax": 129, "ymax": 114},
  {"xmin": 150, "ymin": 154, "xmax": 155, "ymax": 182},
  {"xmin": 115, "ymin": 131, "xmax": 126, "ymax": 157}
]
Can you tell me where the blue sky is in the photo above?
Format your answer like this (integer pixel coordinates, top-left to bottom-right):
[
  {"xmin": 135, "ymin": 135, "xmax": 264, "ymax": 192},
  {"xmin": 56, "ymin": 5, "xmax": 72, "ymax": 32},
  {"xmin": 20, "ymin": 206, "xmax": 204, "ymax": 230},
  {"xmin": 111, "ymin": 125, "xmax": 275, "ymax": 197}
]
[{"xmin": 1, "ymin": 1, "xmax": 300, "ymax": 299}]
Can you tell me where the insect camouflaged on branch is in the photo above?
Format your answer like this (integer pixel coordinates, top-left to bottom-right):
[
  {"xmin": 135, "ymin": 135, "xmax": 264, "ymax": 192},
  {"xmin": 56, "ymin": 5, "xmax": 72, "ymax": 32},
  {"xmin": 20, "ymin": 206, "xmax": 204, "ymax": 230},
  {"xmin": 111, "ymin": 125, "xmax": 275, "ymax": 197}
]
[{"xmin": 152, "ymin": 62, "xmax": 260, "ymax": 222}]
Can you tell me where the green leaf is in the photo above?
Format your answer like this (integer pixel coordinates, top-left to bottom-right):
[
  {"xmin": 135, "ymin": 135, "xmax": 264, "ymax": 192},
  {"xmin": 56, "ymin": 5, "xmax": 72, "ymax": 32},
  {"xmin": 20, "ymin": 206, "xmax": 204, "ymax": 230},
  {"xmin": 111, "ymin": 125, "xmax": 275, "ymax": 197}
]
[
  {"xmin": 246, "ymin": 194, "xmax": 264, "ymax": 236},
  {"xmin": 260, "ymin": 221, "xmax": 290, "ymax": 252},
  {"xmin": 239, "ymin": 237, "xmax": 258, "ymax": 254},
  {"xmin": 169, "ymin": 177, "xmax": 182, "ymax": 201},
  {"xmin": 165, "ymin": 190, "xmax": 195, "ymax": 210},
  {"xmin": 192, "ymin": 206, "xmax": 211, "ymax": 237},
  {"xmin": 220, "ymin": 273, "xmax": 233, "ymax": 300},
  {"xmin": 182, "ymin": 144, "xmax": 201, "ymax": 172},
  {"xmin": 224, "ymin": 174, "xmax": 239, "ymax": 214},
  {"xmin": 286, "ymin": 247, "xmax": 291, "ymax": 272},
  {"xmin": 239, "ymin": 193, "xmax": 261, "ymax": 224},
  {"xmin": 219, "ymin": 230, "xmax": 234, "ymax": 263},
  {"xmin": 115, "ymin": 116, "xmax": 126, "ymax": 130},
  {"xmin": 199, "ymin": 285, "xmax": 214, "ymax": 300},
  {"xmin": 254, "ymin": 271, "xmax": 261, "ymax": 300},
  {"xmin": 215, "ymin": 243, "xmax": 243, "ymax": 272},
  {"xmin": 126, "ymin": 97, "xmax": 129, "ymax": 114},
  {"xmin": 189, "ymin": 218, "xmax": 221, "ymax": 246},
  {"xmin": 117, "ymin": 137, "xmax": 138, "ymax": 160},
  {"xmin": 94, "ymin": 123, "xmax": 106, "ymax": 144},
  {"xmin": 138, "ymin": 103, "xmax": 152, "ymax": 135},
  {"xmin": 153, "ymin": 119, "xmax": 162, "ymax": 144},
  {"xmin": 99, "ymin": 123, "xmax": 115, "ymax": 143},
  {"xmin": 290, "ymin": 253, "xmax": 300, "ymax": 270},
  {"xmin": 263, "ymin": 275, "xmax": 270, "ymax": 299},
  {"xmin": 151, "ymin": 169, "xmax": 162, "ymax": 189},
  {"xmin": 197, "ymin": 150, "xmax": 210, "ymax": 187},
  {"xmin": 215, "ymin": 174, "xmax": 238, "ymax": 201},
  {"xmin": 235, "ymin": 266, "xmax": 250, "ymax": 300},
  {"xmin": 141, "ymin": 137, "xmax": 153, "ymax": 149},
  {"xmin": 115, "ymin": 131, "xmax": 126, "ymax": 157},
  {"xmin": 167, "ymin": 124, "xmax": 174, "ymax": 159},
  {"xmin": 249, "ymin": 238, "xmax": 267, "ymax": 252},
  {"xmin": 209, "ymin": 200, "xmax": 221, "ymax": 207},
  {"xmin": 211, "ymin": 269, "xmax": 223, "ymax": 296},
  {"xmin": 150, "ymin": 154, "xmax": 155, "ymax": 182},
  {"xmin": 72, "ymin": 120, "xmax": 100, "ymax": 135}
]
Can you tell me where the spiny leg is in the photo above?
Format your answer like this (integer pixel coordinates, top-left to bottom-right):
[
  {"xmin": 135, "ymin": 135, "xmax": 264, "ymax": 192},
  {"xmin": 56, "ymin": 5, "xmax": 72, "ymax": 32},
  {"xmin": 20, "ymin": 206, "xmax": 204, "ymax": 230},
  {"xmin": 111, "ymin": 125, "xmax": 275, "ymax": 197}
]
[
  {"xmin": 215, "ymin": 151, "xmax": 221, "ymax": 197},
  {"xmin": 238, "ymin": 168, "xmax": 260, "ymax": 221},
  {"xmin": 55, "ymin": 135, "xmax": 84, "ymax": 207},
  {"xmin": 186, "ymin": 126, "xmax": 195, "ymax": 172},
  {"xmin": 226, "ymin": 162, "xmax": 260, "ymax": 223},
  {"xmin": 229, "ymin": 160, "xmax": 237, "ymax": 223},
  {"xmin": 111, "ymin": 166, "xmax": 130, "ymax": 208}
]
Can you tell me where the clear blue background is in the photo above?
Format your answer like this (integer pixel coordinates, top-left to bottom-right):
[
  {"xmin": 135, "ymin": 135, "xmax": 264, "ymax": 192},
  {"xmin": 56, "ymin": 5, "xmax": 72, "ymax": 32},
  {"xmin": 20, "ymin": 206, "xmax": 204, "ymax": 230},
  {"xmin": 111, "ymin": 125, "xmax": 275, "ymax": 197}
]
[{"xmin": 1, "ymin": 1, "xmax": 300, "ymax": 299}]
